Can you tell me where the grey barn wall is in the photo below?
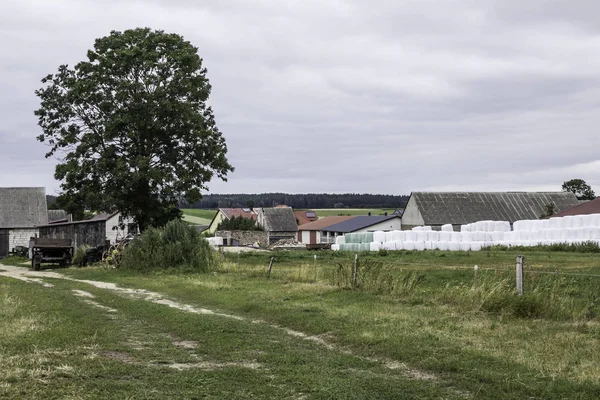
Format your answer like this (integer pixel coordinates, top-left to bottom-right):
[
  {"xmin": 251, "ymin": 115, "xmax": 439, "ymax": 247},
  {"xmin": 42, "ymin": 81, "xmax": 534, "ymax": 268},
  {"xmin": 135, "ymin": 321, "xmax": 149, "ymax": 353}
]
[{"xmin": 39, "ymin": 221, "xmax": 108, "ymax": 249}]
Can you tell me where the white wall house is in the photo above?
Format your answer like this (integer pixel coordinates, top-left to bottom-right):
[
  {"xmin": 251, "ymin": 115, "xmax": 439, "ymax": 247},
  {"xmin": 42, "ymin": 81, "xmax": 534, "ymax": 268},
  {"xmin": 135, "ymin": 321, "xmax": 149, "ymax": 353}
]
[{"xmin": 92, "ymin": 212, "xmax": 138, "ymax": 244}]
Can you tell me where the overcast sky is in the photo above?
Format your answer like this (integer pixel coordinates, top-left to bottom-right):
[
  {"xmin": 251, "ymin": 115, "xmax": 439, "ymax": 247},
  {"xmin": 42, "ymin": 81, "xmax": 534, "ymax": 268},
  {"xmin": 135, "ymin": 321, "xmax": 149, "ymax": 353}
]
[{"xmin": 1, "ymin": 0, "xmax": 599, "ymax": 196}]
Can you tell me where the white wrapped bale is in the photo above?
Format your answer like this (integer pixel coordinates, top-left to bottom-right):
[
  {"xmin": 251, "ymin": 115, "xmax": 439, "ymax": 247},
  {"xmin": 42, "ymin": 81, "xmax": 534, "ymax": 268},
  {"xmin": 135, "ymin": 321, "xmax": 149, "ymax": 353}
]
[
  {"xmin": 441, "ymin": 224, "xmax": 454, "ymax": 232},
  {"xmin": 461, "ymin": 232, "xmax": 473, "ymax": 242},
  {"xmin": 335, "ymin": 236, "xmax": 346, "ymax": 245},
  {"xmin": 414, "ymin": 241, "xmax": 425, "ymax": 251},
  {"xmin": 450, "ymin": 232, "xmax": 462, "ymax": 242},
  {"xmin": 331, "ymin": 244, "xmax": 340, "ymax": 251},
  {"xmin": 382, "ymin": 241, "xmax": 396, "ymax": 251},
  {"xmin": 415, "ymin": 231, "xmax": 428, "ymax": 242},
  {"xmin": 404, "ymin": 241, "xmax": 415, "ymax": 251},
  {"xmin": 590, "ymin": 228, "xmax": 600, "ymax": 240},
  {"xmin": 471, "ymin": 231, "xmax": 485, "ymax": 242},
  {"xmin": 424, "ymin": 241, "xmax": 433, "ymax": 250},
  {"xmin": 572, "ymin": 216, "xmax": 584, "ymax": 229},
  {"xmin": 581, "ymin": 214, "xmax": 595, "ymax": 227},
  {"xmin": 370, "ymin": 242, "xmax": 382, "ymax": 252},
  {"xmin": 384, "ymin": 231, "xmax": 394, "ymax": 242},
  {"xmin": 392, "ymin": 230, "xmax": 406, "ymax": 242},
  {"xmin": 459, "ymin": 242, "xmax": 471, "ymax": 251},
  {"xmin": 438, "ymin": 232, "xmax": 451, "ymax": 242},
  {"xmin": 423, "ymin": 226, "xmax": 433, "ymax": 231},
  {"xmin": 493, "ymin": 221, "xmax": 511, "ymax": 232},
  {"xmin": 562, "ymin": 216, "xmax": 575, "ymax": 229},
  {"xmin": 393, "ymin": 240, "xmax": 404, "ymax": 250},
  {"xmin": 427, "ymin": 231, "xmax": 439, "ymax": 242},
  {"xmin": 460, "ymin": 224, "xmax": 470, "ymax": 232},
  {"xmin": 439, "ymin": 242, "xmax": 450, "ymax": 251},
  {"xmin": 405, "ymin": 231, "xmax": 416, "ymax": 241},
  {"xmin": 491, "ymin": 232, "xmax": 504, "ymax": 242},
  {"xmin": 412, "ymin": 226, "xmax": 423, "ymax": 231},
  {"xmin": 448, "ymin": 242, "xmax": 461, "ymax": 251},
  {"xmin": 373, "ymin": 231, "xmax": 386, "ymax": 243},
  {"xmin": 471, "ymin": 242, "xmax": 482, "ymax": 251}
]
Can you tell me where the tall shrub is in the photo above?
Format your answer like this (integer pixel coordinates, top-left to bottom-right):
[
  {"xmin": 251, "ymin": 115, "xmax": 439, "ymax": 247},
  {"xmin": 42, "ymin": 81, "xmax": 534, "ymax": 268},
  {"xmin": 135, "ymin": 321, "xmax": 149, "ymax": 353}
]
[{"xmin": 120, "ymin": 220, "xmax": 217, "ymax": 272}]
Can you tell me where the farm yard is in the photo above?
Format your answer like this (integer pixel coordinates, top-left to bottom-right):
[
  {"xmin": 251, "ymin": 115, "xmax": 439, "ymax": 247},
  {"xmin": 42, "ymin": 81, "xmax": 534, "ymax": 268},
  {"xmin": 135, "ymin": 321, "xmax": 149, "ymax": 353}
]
[{"xmin": 1, "ymin": 248, "xmax": 600, "ymax": 399}]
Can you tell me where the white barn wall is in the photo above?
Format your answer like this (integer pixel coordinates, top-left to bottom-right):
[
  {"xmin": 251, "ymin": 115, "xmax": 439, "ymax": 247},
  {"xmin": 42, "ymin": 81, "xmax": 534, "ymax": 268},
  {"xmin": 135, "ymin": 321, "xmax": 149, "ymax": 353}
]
[
  {"xmin": 9, "ymin": 228, "xmax": 38, "ymax": 250},
  {"xmin": 401, "ymin": 196, "xmax": 424, "ymax": 229},
  {"xmin": 352, "ymin": 219, "xmax": 401, "ymax": 233}
]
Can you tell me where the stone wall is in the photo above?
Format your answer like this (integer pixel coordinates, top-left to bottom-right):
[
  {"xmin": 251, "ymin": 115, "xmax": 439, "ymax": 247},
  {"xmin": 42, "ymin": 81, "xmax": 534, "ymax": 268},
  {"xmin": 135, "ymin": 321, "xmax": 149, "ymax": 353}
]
[
  {"xmin": 39, "ymin": 221, "xmax": 108, "ymax": 249},
  {"xmin": 268, "ymin": 231, "xmax": 297, "ymax": 244},
  {"xmin": 215, "ymin": 230, "xmax": 269, "ymax": 247}
]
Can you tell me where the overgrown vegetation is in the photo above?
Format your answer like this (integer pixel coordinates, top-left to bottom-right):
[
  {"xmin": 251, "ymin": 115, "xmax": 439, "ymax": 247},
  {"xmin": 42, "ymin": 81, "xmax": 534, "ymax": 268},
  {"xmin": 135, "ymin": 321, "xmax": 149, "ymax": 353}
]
[
  {"xmin": 120, "ymin": 220, "xmax": 218, "ymax": 272},
  {"xmin": 72, "ymin": 245, "xmax": 91, "ymax": 266},
  {"xmin": 485, "ymin": 241, "xmax": 600, "ymax": 253},
  {"xmin": 0, "ymin": 256, "xmax": 28, "ymax": 267},
  {"xmin": 216, "ymin": 215, "xmax": 262, "ymax": 231}
]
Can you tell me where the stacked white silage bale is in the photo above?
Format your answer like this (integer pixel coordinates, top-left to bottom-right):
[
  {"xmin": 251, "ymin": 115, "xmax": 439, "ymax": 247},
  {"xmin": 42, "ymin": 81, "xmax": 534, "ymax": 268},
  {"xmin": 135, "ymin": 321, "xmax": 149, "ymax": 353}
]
[
  {"xmin": 504, "ymin": 214, "xmax": 600, "ymax": 247},
  {"xmin": 331, "ymin": 214, "xmax": 600, "ymax": 252},
  {"xmin": 338, "ymin": 232, "xmax": 374, "ymax": 252}
]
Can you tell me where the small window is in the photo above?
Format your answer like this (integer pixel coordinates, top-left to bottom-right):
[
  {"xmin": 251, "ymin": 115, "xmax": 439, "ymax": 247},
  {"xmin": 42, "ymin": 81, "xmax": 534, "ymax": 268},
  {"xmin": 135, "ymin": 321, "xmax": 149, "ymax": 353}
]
[{"xmin": 305, "ymin": 211, "xmax": 316, "ymax": 218}]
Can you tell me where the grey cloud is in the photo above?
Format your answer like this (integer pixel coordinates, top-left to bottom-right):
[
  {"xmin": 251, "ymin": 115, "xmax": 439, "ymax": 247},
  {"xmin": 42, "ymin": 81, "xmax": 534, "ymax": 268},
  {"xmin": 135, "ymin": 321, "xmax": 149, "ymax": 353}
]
[{"xmin": 1, "ymin": 0, "xmax": 600, "ymax": 195}]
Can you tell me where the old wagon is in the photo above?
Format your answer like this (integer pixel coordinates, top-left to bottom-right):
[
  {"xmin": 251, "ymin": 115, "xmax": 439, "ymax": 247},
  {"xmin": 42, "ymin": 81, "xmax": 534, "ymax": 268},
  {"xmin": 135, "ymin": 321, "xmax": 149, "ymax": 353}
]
[{"xmin": 31, "ymin": 238, "xmax": 73, "ymax": 271}]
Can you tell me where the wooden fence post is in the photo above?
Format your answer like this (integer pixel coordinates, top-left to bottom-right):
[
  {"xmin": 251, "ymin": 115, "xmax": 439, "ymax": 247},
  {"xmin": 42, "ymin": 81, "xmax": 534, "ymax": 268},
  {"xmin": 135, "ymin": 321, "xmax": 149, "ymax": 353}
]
[
  {"xmin": 314, "ymin": 254, "xmax": 317, "ymax": 282},
  {"xmin": 267, "ymin": 257, "xmax": 274, "ymax": 279},
  {"xmin": 516, "ymin": 255, "xmax": 524, "ymax": 295},
  {"xmin": 352, "ymin": 254, "xmax": 358, "ymax": 289}
]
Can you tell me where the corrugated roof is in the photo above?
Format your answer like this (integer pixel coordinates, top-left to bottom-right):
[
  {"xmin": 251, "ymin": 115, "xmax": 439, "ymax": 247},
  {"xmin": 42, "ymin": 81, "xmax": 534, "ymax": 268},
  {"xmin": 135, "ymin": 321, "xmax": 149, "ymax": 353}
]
[
  {"xmin": 90, "ymin": 212, "xmax": 118, "ymax": 221},
  {"xmin": 298, "ymin": 216, "xmax": 355, "ymax": 231},
  {"xmin": 260, "ymin": 208, "xmax": 298, "ymax": 232},
  {"xmin": 220, "ymin": 208, "xmax": 257, "ymax": 221},
  {"xmin": 322, "ymin": 215, "xmax": 401, "ymax": 233},
  {"xmin": 0, "ymin": 187, "xmax": 48, "ymax": 228},
  {"xmin": 551, "ymin": 197, "xmax": 600, "ymax": 217},
  {"xmin": 410, "ymin": 192, "xmax": 580, "ymax": 225}
]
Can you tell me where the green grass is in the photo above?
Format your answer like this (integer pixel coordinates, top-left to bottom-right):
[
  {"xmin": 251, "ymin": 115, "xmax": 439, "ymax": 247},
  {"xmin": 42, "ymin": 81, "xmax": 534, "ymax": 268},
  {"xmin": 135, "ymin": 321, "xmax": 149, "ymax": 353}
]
[
  {"xmin": 180, "ymin": 209, "xmax": 217, "ymax": 225},
  {"xmin": 51, "ymin": 249, "xmax": 600, "ymax": 399},
  {"xmin": 1, "ymin": 270, "xmax": 457, "ymax": 399}
]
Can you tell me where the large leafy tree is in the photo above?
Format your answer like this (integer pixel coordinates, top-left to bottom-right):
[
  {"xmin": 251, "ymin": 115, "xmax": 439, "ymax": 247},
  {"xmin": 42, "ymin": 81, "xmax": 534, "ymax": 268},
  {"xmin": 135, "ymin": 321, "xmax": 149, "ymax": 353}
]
[
  {"xmin": 35, "ymin": 28, "xmax": 233, "ymax": 230},
  {"xmin": 561, "ymin": 179, "xmax": 596, "ymax": 201}
]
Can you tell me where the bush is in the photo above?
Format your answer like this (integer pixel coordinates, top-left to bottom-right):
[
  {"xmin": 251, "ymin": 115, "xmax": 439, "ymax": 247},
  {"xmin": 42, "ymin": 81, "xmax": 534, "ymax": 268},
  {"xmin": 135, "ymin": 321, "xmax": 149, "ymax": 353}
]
[
  {"xmin": 120, "ymin": 220, "xmax": 218, "ymax": 272},
  {"xmin": 72, "ymin": 245, "xmax": 91, "ymax": 266}
]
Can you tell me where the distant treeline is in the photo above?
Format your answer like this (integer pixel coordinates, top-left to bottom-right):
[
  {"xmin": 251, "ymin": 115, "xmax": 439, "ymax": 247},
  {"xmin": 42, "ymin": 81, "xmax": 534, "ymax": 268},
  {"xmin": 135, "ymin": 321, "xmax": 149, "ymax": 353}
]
[{"xmin": 181, "ymin": 193, "xmax": 409, "ymax": 209}]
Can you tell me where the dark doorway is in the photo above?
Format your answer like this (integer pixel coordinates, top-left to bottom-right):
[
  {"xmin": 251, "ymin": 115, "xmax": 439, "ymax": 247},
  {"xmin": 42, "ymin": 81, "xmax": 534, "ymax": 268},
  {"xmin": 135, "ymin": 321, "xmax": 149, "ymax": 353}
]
[{"xmin": 0, "ymin": 230, "xmax": 9, "ymax": 258}]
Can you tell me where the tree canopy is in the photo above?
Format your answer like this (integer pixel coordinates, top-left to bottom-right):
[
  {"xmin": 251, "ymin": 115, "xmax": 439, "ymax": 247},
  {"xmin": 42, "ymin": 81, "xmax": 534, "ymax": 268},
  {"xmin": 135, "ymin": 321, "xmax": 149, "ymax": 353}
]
[
  {"xmin": 35, "ymin": 28, "xmax": 233, "ymax": 230},
  {"xmin": 561, "ymin": 179, "xmax": 596, "ymax": 201}
]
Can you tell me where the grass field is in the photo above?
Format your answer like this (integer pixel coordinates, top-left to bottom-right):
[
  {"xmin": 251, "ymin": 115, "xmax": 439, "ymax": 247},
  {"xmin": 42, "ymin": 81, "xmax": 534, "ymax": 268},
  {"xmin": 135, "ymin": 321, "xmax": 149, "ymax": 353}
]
[
  {"xmin": 181, "ymin": 209, "xmax": 217, "ymax": 225},
  {"xmin": 2, "ymin": 248, "xmax": 600, "ymax": 399}
]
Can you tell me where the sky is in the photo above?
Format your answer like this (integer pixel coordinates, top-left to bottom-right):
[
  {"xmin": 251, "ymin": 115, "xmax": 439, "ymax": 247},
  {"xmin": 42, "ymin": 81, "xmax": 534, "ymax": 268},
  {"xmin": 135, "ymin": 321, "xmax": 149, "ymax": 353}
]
[{"xmin": 1, "ymin": 0, "xmax": 599, "ymax": 196}]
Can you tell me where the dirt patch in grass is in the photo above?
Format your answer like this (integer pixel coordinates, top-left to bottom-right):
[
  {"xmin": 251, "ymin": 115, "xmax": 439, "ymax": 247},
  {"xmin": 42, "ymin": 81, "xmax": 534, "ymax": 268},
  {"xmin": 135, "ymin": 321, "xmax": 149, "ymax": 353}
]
[
  {"xmin": 173, "ymin": 340, "xmax": 198, "ymax": 349},
  {"xmin": 163, "ymin": 361, "xmax": 262, "ymax": 371},
  {"xmin": 101, "ymin": 351, "xmax": 135, "ymax": 363}
]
